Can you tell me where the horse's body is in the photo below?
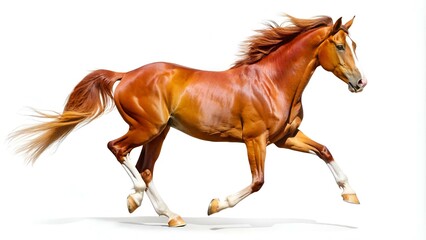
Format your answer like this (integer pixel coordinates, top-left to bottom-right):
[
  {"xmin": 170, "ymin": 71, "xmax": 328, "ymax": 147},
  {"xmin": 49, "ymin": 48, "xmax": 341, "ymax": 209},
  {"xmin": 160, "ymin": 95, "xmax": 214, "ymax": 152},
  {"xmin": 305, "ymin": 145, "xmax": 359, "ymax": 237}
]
[
  {"xmin": 11, "ymin": 15, "xmax": 367, "ymax": 227},
  {"xmin": 116, "ymin": 61, "xmax": 296, "ymax": 144}
]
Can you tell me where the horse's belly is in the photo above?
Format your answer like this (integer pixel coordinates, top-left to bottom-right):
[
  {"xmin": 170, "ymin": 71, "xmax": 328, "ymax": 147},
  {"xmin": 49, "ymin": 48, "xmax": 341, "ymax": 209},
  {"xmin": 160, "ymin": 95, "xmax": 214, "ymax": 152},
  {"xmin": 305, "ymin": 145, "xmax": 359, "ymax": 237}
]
[{"xmin": 169, "ymin": 116, "xmax": 243, "ymax": 142}]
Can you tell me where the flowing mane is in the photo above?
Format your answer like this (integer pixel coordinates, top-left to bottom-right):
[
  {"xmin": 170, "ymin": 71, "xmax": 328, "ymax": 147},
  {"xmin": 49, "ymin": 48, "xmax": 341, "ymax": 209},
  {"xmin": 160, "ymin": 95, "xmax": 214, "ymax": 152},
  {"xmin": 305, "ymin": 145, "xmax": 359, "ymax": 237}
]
[{"xmin": 232, "ymin": 15, "xmax": 333, "ymax": 68}]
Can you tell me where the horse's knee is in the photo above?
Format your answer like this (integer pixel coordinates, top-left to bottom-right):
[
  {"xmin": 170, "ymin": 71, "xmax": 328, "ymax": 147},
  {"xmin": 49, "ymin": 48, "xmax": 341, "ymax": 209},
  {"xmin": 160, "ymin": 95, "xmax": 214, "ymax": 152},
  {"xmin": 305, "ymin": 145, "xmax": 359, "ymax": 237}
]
[
  {"xmin": 318, "ymin": 146, "xmax": 333, "ymax": 163},
  {"xmin": 251, "ymin": 178, "xmax": 264, "ymax": 193},
  {"xmin": 107, "ymin": 141, "xmax": 115, "ymax": 153},
  {"xmin": 107, "ymin": 140, "xmax": 117, "ymax": 156},
  {"xmin": 107, "ymin": 140, "xmax": 125, "ymax": 163}
]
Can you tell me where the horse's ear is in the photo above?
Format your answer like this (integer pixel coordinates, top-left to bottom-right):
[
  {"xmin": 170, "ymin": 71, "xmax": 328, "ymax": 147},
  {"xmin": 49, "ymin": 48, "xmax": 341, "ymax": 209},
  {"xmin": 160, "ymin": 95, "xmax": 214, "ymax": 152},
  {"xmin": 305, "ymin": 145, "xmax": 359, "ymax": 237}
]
[
  {"xmin": 330, "ymin": 17, "xmax": 342, "ymax": 35},
  {"xmin": 344, "ymin": 16, "xmax": 355, "ymax": 30}
]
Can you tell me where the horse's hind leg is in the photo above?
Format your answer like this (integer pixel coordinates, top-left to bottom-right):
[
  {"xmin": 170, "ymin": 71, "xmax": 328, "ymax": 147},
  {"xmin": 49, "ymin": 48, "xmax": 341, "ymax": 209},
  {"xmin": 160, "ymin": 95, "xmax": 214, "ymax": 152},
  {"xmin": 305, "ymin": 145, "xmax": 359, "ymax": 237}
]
[
  {"xmin": 135, "ymin": 126, "xmax": 186, "ymax": 227},
  {"xmin": 108, "ymin": 126, "xmax": 162, "ymax": 213},
  {"xmin": 121, "ymin": 156, "xmax": 146, "ymax": 213},
  {"xmin": 275, "ymin": 129, "xmax": 360, "ymax": 204}
]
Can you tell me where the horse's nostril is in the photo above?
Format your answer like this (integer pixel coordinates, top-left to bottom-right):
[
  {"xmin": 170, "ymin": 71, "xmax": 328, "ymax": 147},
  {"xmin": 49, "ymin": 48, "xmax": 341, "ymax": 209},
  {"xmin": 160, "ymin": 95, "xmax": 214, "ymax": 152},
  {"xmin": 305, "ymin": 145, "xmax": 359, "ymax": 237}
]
[{"xmin": 359, "ymin": 78, "xmax": 368, "ymax": 87}]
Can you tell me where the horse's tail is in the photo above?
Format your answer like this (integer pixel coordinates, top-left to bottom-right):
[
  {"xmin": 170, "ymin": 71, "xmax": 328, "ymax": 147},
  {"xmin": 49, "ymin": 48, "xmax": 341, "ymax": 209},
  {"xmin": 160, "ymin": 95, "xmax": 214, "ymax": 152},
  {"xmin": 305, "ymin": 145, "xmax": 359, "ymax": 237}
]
[{"xmin": 9, "ymin": 69, "xmax": 124, "ymax": 164}]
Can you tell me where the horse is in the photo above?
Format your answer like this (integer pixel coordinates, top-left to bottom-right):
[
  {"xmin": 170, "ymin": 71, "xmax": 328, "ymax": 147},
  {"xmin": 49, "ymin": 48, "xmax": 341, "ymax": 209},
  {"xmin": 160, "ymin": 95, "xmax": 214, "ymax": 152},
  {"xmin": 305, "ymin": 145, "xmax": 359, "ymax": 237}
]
[{"xmin": 10, "ymin": 15, "xmax": 367, "ymax": 227}]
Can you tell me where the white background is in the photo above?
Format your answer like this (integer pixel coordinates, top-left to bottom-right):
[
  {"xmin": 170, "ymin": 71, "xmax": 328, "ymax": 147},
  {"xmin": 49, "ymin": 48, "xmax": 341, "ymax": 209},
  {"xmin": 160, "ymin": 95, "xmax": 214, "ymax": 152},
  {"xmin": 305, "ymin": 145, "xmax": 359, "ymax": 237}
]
[{"xmin": 0, "ymin": 0, "xmax": 425, "ymax": 239}]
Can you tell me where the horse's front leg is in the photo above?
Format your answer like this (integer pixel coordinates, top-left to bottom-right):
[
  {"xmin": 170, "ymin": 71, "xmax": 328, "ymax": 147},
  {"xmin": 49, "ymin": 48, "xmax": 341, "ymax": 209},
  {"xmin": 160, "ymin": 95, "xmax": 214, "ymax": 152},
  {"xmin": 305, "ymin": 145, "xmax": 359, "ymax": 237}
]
[
  {"xmin": 208, "ymin": 132, "xmax": 267, "ymax": 215},
  {"xmin": 275, "ymin": 129, "xmax": 360, "ymax": 204}
]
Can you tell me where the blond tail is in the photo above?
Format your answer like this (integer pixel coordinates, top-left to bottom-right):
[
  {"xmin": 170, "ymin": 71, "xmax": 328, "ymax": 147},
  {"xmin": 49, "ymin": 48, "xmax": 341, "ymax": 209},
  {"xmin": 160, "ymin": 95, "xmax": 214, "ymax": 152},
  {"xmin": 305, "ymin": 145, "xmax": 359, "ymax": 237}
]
[{"xmin": 9, "ymin": 69, "xmax": 123, "ymax": 163}]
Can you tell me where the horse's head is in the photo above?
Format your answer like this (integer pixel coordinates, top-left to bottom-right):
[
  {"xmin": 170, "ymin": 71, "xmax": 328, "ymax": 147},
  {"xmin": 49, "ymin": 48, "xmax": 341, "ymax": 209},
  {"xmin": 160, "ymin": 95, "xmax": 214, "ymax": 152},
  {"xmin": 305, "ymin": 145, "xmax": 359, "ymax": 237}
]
[{"xmin": 318, "ymin": 17, "xmax": 367, "ymax": 93}]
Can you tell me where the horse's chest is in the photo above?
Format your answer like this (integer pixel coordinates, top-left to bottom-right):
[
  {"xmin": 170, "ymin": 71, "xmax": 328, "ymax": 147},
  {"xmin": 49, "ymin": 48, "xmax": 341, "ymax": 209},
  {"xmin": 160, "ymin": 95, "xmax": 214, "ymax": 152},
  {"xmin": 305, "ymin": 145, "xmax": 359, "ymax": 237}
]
[{"xmin": 269, "ymin": 104, "xmax": 303, "ymax": 143}]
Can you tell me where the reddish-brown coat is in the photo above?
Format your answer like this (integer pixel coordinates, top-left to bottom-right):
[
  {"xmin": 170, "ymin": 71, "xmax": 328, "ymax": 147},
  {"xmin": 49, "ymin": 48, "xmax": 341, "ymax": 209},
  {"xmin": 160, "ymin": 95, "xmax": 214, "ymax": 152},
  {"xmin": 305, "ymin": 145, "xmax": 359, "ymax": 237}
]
[{"xmin": 11, "ymin": 15, "xmax": 364, "ymax": 215}]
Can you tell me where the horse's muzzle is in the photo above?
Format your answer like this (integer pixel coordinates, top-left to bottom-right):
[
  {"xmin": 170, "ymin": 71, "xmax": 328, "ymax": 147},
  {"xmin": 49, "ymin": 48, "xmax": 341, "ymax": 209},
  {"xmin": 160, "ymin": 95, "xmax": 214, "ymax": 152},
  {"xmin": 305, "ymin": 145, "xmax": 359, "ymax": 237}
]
[{"xmin": 348, "ymin": 78, "xmax": 367, "ymax": 93}]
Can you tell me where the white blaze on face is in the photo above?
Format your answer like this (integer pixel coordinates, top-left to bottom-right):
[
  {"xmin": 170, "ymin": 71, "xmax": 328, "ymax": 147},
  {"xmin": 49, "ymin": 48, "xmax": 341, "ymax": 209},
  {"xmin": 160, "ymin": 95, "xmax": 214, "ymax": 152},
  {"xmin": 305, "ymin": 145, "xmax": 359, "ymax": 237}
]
[
  {"xmin": 346, "ymin": 35, "xmax": 359, "ymax": 68},
  {"xmin": 346, "ymin": 35, "xmax": 367, "ymax": 87}
]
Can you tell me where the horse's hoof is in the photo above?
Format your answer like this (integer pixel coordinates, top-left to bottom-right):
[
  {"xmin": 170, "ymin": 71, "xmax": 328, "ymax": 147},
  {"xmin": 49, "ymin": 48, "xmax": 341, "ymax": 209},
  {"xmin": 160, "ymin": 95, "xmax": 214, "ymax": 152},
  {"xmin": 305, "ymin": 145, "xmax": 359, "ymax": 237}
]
[
  {"xmin": 207, "ymin": 198, "xmax": 220, "ymax": 216},
  {"xmin": 127, "ymin": 193, "xmax": 142, "ymax": 213},
  {"xmin": 168, "ymin": 215, "xmax": 186, "ymax": 227},
  {"xmin": 342, "ymin": 193, "xmax": 360, "ymax": 204}
]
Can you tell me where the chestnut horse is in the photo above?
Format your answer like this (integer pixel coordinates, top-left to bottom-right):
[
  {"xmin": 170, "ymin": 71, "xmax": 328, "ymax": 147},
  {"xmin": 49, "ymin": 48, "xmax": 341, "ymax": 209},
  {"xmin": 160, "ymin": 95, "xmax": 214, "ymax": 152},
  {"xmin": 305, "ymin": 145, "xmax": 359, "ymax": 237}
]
[{"xmin": 11, "ymin": 15, "xmax": 366, "ymax": 227}]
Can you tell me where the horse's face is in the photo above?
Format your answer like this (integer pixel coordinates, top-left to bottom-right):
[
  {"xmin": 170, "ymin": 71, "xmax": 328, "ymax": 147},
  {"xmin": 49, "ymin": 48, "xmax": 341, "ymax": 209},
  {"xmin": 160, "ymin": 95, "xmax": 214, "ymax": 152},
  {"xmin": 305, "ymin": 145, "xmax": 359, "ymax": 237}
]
[{"xmin": 318, "ymin": 17, "xmax": 367, "ymax": 93}]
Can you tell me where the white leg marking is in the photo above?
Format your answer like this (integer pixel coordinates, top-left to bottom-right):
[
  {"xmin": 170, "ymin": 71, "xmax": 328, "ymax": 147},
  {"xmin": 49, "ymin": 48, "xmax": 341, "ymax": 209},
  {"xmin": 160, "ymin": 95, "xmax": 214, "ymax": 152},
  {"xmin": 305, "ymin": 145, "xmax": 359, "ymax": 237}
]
[
  {"xmin": 122, "ymin": 158, "xmax": 146, "ymax": 192},
  {"xmin": 146, "ymin": 182, "xmax": 178, "ymax": 219},
  {"xmin": 215, "ymin": 186, "xmax": 252, "ymax": 212},
  {"xmin": 327, "ymin": 161, "xmax": 355, "ymax": 195},
  {"xmin": 146, "ymin": 181, "xmax": 186, "ymax": 227},
  {"xmin": 122, "ymin": 157, "xmax": 146, "ymax": 210}
]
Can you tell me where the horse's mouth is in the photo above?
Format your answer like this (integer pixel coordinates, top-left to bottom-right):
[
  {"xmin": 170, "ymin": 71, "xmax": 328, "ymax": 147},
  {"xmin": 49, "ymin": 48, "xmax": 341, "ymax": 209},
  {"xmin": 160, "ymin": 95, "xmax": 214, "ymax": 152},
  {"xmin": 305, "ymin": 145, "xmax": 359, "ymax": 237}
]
[{"xmin": 348, "ymin": 82, "xmax": 363, "ymax": 93}]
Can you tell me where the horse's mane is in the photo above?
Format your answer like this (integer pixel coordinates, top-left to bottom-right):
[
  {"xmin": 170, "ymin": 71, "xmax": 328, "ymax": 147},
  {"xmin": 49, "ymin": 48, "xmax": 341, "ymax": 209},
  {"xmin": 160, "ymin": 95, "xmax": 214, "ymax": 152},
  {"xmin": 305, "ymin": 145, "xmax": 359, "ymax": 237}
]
[{"xmin": 232, "ymin": 15, "xmax": 333, "ymax": 68}]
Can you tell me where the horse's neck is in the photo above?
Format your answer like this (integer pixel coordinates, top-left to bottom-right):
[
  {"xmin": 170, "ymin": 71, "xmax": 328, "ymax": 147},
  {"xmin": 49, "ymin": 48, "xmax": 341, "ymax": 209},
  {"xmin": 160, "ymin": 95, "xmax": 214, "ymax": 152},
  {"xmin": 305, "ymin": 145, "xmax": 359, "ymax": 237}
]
[{"xmin": 258, "ymin": 27, "xmax": 329, "ymax": 104}]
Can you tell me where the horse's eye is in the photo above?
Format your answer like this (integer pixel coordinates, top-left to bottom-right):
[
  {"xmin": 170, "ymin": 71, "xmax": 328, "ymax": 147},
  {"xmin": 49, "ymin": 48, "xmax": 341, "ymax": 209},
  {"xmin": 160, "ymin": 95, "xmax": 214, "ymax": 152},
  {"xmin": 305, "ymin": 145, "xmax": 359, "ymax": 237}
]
[{"xmin": 336, "ymin": 44, "xmax": 345, "ymax": 51}]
